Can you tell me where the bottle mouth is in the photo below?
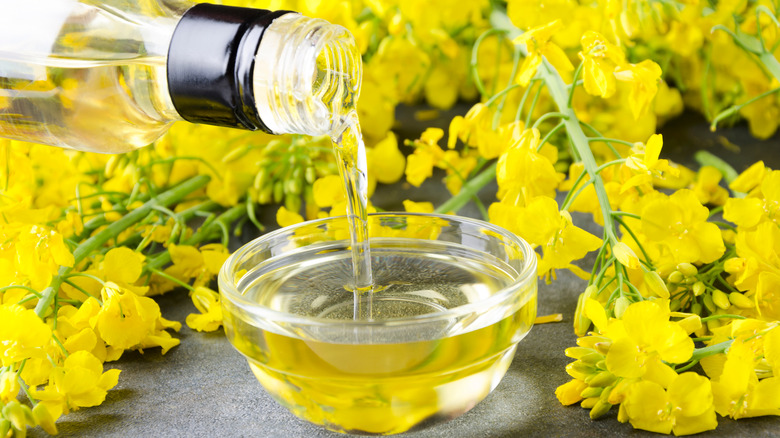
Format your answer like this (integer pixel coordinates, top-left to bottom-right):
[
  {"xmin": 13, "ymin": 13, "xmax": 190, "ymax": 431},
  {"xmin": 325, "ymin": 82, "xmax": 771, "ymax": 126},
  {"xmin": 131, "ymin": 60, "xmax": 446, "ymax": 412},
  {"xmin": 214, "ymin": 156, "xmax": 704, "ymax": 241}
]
[{"xmin": 253, "ymin": 14, "xmax": 362, "ymax": 138}]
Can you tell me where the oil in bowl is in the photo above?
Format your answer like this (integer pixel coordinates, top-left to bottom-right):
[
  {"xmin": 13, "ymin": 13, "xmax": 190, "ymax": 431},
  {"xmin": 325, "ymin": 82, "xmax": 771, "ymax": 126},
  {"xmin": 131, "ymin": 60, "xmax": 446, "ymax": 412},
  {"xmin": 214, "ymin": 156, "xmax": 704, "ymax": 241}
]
[{"xmin": 219, "ymin": 213, "xmax": 537, "ymax": 435}]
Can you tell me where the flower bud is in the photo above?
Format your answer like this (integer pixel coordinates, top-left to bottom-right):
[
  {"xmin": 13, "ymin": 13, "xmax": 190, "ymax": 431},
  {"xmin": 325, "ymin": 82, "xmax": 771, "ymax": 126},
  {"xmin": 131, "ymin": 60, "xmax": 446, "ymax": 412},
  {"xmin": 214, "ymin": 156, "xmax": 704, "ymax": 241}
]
[
  {"xmin": 614, "ymin": 296, "xmax": 630, "ymax": 318},
  {"xmin": 729, "ymin": 292, "xmax": 754, "ymax": 309},
  {"xmin": 32, "ymin": 403, "xmax": 58, "ymax": 435},
  {"xmin": 565, "ymin": 347, "xmax": 593, "ymax": 359},
  {"xmin": 644, "ymin": 270, "xmax": 669, "ymax": 298},
  {"xmin": 580, "ymin": 386, "xmax": 604, "ymax": 398},
  {"xmin": 258, "ymin": 186, "xmax": 273, "ymax": 204},
  {"xmin": 594, "ymin": 341, "xmax": 612, "ymax": 355},
  {"xmin": 677, "ymin": 314, "xmax": 702, "ymax": 335},
  {"xmin": 580, "ymin": 352, "xmax": 605, "ymax": 365},
  {"xmin": 692, "ymin": 281, "xmax": 706, "ymax": 297},
  {"xmin": 589, "ymin": 400, "xmax": 612, "ymax": 419},
  {"xmin": 613, "ymin": 242, "xmax": 640, "ymax": 269},
  {"xmin": 2, "ymin": 400, "xmax": 32, "ymax": 431},
  {"xmin": 580, "ymin": 397, "xmax": 599, "ymax": 409},
  {"xmin": 588, "ymin": 371, "xmax": 617, "ymax": 388},
  {"xmin": 667, "ymin": 271, "xmax": 683, "ymax": 284},
  {"xmin": 567, "ymin": 361, "xmax": 596, "ymax": 380},
  {"xmin": 677, "ymin": 262, "xmax": 698, "ymax": 277},
  {"xmin": 670, "ymin": 299, "xmax": 682, "ymax": 311},
  {"xmin": 273, "ymin": 180, "xmax": 285, "ymax": 203},
  {"xmin": 221, "ymin": 145, "xmax": 248, "ymax": 163},
  {"xmin": 724, "ymin": 257, "xmax": 745, "ymax": 274},
  {"xmin": 0, "ymin": 371, "xmax": 20, "ymax": 404},
  {"xmin": 600, "ymin": 383, "xmax": 616, "ymax": 402},
  {"xmin": 712, "ymin": 289, "xmax": 731, "ymax": 310},
  {"xmin": 305, "ymin": 166, "xmax": 317, "ymax": 184},
  {"xmin": 691, "ymin": 302, "xmax": 703, "ymax": 315},
  {"xmin": 574, "ymin": 287, "xmax": 597, "ymax": 336},
  {"xmin": 703, "ymin": 294, "xmax": 716, "ymax": 312},
  {"xmin": 253, "ymin": 168, "xmax": 268, "ymax": 191},
  {"xmin": 0, "ymin": 419, "xmax": 10, "ymax": 438}
]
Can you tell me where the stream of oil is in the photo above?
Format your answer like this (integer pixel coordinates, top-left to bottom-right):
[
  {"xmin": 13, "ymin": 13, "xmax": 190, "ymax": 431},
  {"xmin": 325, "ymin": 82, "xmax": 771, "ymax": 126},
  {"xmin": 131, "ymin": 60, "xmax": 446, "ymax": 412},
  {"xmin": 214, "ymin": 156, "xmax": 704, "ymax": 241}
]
[{"xmin": 330, "ymin": 113, "xmax": 374, "ymax": 320}]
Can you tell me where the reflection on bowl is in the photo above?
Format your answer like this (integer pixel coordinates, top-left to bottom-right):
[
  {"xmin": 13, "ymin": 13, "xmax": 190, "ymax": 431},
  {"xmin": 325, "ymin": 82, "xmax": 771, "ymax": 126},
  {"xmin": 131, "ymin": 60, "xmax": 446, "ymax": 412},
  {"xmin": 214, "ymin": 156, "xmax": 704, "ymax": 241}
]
[{"xmin": 219, "ymin": 212, "xmax": 537, "ymax": 435}]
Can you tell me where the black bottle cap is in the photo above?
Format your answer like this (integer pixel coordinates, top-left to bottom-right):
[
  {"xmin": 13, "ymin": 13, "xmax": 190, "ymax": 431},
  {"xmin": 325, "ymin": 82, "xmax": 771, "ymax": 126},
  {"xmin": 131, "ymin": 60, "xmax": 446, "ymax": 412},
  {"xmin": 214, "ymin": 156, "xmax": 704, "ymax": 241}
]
[{"xmin": 167, "ymin": 3, "xmax": 292, "ymax": 132}]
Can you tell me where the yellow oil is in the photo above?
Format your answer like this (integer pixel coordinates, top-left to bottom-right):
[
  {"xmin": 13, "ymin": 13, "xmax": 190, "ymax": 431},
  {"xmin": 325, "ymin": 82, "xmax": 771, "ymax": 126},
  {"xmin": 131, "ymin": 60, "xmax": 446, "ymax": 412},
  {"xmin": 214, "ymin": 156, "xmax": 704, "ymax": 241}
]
[
  {"xmin": 224, "ymin": 243, "xmax": 537, "ymax": 435},
  {"xmin": 242, "ymin": 299, "xmax": 535, "ymax": 435}
]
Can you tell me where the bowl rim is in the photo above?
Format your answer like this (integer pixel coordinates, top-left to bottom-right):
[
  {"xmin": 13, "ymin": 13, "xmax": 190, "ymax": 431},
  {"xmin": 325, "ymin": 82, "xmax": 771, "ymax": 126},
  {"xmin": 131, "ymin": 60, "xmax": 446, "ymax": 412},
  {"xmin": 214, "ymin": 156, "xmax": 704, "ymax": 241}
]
[{"xmin": 218, "ymin": 211, "xmax": 537, "ymax": 328}]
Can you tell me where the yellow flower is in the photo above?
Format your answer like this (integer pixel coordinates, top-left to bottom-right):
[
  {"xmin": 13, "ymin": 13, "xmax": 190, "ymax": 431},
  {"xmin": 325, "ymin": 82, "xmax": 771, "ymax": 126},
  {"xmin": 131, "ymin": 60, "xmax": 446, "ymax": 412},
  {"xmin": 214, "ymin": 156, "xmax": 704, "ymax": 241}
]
[
  {"xmin": 440, "ymin": 150, "xmax": 478, "ymax": 195},
  {"xmin": 405, "ymin": 128, "xmax": 446, "ymax": 187},
  {"xmin": 724, "ymin": 170, "xmax": 780, "ymax": 229},
  {"xmin": 614, "ymin": 60, "xmax": 663, "ymax": 119},
  {"xmin": 641, "ymin": 189, "xmax": 725, "ymax": 264},
  {"xmin": 729, "ymin": 221, "xmax": 780, "ymax": 316},
  {"xmin": 729, "ymin": 161, "xmax": 767, "ymax": 194},
  {"xmin": 623, "ymin": 373, "xmax": 717, "ymax": 435},
  {"xmin": 185, "ymin": 286, "xmax": 223, "ymax": 332},
  {"xmin": 0, "ymin": 303, "xmax": 52, "ymax": 366},
  {"xmin": 0, "ymin": 370, "xmax": 20, "ymax": 403},
  {"xmin": 14, "ymin": 225, "xmax": 75, "ymax": 291},
  {"xmin": 711, "ymin": 340, "xmax": 780, "ymax": 418},
  {"xmin": 313, "ymin": 174, "xmax": 346, "ymax": 207},
  {"xmin": 402, "ymin": 199, "xmax": 435, "ymax": 213},
  {"xmin": 691, "ymin": 166, "xmax": 729, "ymax": 206},
  {"xmin": 449, "ymin": 105, "xmax": 522, "ymax": 160},
  {"xmin": 513, "ymin": 20, "xmax": 574, "ymax": 86},
  {"xmin": 276, "ymin": 206, "xmax": 304, "ymax": 228},
  {"xmin": 555, "ymin": 378, "xmax": 588, "ymax": 406},
  {"xmin": 31, "ymin": 350, "xmax": 121, "ymax": 420},
  {"xmin": 622, "ymin": 134, "xmax": 679, "ymax": 193},
  {"xmin": 367, "ymin": 131, "xmax": 405, "ymax": 185},
  {"xmin": 579, "ymin": 31, "xmax": 626, "ymax": 98},
  {"xmin": 93, "ymin": 283, "xmax": 162, "ymax": 351},
  {"xmin": 491, "ymin": 196, "xmax": 601, "ymax": 278},
  {"xmin": 371, "ymin": 36, "xmax": 430, "ymax": 101},
  {"xmin": 602, "ymin": 300, "xmax": 694, "ymax": 378},
  {"xmin": 496, "ymin": 128, "xmax": 563, "ymax": 199}
]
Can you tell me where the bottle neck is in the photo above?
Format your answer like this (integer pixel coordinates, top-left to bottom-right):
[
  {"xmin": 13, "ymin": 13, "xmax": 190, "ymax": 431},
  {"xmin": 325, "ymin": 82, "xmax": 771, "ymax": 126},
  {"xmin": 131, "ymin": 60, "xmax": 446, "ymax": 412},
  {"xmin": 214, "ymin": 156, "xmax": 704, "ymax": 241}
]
[
  {"xmin": 253, "ymin": 14, "xmax": 362, "ymax": 138},
  {"xmin": 166, "ymin": 3, "xmax": 291, "ymax": 131},
  {"xmin": 166, "ymin": 3, "xmax": 361, "ymax": 138}
]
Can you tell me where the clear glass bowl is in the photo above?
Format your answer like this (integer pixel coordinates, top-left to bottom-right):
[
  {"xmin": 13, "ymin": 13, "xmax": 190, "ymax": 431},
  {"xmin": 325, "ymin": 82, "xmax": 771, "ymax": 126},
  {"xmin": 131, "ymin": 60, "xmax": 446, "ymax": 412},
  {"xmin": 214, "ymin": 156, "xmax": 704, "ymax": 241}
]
[{"xmin": 219, "ymin": 212, "xmax": 537, "ymax": 435}]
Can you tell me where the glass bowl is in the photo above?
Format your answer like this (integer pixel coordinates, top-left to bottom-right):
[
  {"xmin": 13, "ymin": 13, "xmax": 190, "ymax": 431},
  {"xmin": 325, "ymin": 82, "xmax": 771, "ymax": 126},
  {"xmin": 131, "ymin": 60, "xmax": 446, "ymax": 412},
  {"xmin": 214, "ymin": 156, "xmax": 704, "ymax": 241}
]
[{"xmin": 219, "ymin": 212, "xmax": 537, "ymax": 435}]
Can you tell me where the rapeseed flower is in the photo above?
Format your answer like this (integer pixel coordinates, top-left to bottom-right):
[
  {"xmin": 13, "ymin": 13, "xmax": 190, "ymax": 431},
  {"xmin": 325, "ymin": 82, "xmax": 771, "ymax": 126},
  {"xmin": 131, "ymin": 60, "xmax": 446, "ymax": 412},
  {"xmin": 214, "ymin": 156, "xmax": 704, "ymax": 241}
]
[
  {"xmin": 0, "ymin": 304, "xmax": 52, "ymax": 366},
  {"xmin": 622, "ymin": 373, "xmax": 717, "ymax": 435},
  {"xmin": 31, "ymin": 350, "xmax": 121, "ymax": 420},
  {"xmin": 513, "ymin": 21, "xmax": 574, "ymax": 86},
  {"xmin": 640, "ymin": 189, "xmax": 725, "ymax": 264}
]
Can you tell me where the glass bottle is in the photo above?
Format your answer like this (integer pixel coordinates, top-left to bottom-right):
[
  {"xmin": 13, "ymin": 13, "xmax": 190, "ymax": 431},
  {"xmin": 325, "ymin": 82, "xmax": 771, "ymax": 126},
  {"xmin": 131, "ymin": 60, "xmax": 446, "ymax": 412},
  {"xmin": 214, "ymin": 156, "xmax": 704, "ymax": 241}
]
[{"xmin": 0, "ymin": 0, "xmax": 361, "ymax": 153}]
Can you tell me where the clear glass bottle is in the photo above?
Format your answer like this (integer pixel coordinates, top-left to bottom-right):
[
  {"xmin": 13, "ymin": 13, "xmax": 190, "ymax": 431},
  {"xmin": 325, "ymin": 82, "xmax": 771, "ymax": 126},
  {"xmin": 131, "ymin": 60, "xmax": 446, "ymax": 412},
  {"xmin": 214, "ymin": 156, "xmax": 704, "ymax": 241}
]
[{"xmin": 0, "ymin": 0, "xmax": 361, "ymax": 153}]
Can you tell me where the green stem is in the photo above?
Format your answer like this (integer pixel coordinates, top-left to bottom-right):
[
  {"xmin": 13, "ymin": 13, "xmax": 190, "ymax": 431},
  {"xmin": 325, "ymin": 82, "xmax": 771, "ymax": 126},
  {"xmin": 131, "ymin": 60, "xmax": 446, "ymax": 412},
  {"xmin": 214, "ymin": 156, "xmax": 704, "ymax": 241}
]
[
  {"xmin": 701, "ymin": 314, "xmax": 747, "ymax": 322},
  {"xmin": 143, "ymin": 203, "xmax": 247, "ymax": 273},
  {"xmin": 34, "ymin": 175, "xmax": 211, "ymax": 317},
  {"xmin": 694, "ymin": 150, "xmax": 739, "ymax": 184},
  {"xmin": 759, "ymin": 52, "xmax": 780, "ymax": 83},
  {"xmin": 690, "ymin": 339, "xmax": 733, "ymax": 362},
  {"xmin": 435, "ymin": 163, "xmax": 497, "ymax": 214},
  {"xmin": 710, "ymin": 86, "xmax": 780, "ymax": 131}
]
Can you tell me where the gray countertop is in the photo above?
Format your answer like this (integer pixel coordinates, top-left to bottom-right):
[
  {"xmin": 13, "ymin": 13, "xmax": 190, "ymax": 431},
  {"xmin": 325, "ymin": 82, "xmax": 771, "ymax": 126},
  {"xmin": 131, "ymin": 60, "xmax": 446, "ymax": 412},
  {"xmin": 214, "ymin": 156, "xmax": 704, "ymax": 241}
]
[{"xmin": 38, "ymin": 109, "xmax": 780, "ymax": 437}]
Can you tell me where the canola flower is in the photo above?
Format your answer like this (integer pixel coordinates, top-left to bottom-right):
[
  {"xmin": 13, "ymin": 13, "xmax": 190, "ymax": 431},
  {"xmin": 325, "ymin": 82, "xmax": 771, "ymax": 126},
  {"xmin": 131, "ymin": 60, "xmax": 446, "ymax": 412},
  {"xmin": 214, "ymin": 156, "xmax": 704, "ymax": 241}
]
[{"xmin": 2, "ymin": 0, "xmax": 780, "ymax": 436}]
